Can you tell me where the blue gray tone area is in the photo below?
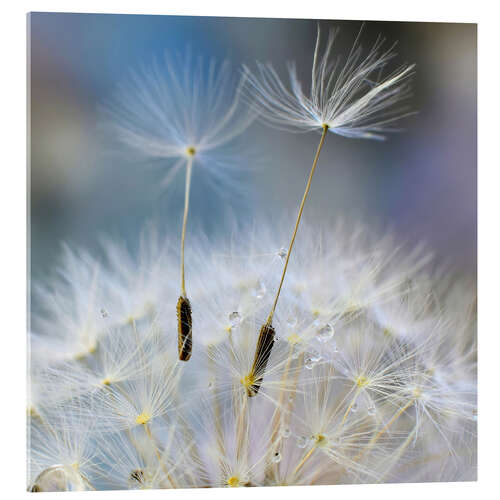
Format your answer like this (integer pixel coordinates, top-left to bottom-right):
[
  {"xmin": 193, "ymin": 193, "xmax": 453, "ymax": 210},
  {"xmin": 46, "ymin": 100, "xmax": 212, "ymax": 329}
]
[{"xmin": 28, "ymin": 14, "xmax": 477, "ymax": 287}]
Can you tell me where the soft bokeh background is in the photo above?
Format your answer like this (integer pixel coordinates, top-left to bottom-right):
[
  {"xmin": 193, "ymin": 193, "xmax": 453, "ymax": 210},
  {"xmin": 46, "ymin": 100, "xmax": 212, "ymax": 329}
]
[{"xmin": 28, "ymin": 13, "xmax": 476, "ymax": 287}]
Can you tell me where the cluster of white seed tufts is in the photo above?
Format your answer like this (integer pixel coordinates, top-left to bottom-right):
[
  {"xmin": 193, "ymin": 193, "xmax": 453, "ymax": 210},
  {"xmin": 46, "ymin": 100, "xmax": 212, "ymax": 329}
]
[
  {"xmin": 28, "ymin": 24, "xmax": 476, "ymax": 491},
  {"xmin": 27, "ymin": 222, "xmax": 476, "ymax": 491}
]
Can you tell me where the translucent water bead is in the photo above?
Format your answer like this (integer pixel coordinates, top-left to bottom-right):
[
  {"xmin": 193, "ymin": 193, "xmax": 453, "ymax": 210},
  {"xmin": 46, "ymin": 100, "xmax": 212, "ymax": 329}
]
[
  {"xmin": 297, "ymin": 436, "xmax": 308, "ymax": 448},
  {"xmin": 281, "ymin": 427, "xmax": 291, "ymax": 438},
  {"xmin": 277, "ymin": 247, "xmax": 288, "ymax": 261},
  {"xmin": 304, "ymin": 357, "xmax": 315, "ymax": 370},
  {"xmin": 253, "ymin": 280, "xmax": 267, "ymax": 299},
  {"xmin": 272, "ymin": 452, "xmax": 282, "ymax": 463},
  {"xmin": 305, "ymin": 353, "xmax": 321, "ymax": 369},
  {"xmin": 317, "ymin": 323, "xmax": 334, "ymax": 342},
  {"xmin": 229, "ymin": 311, "xmax": 241, "ymax": 328},
  {"xmin": 30, "ymin": 465, "xmax": 87, "ymax": 492}
]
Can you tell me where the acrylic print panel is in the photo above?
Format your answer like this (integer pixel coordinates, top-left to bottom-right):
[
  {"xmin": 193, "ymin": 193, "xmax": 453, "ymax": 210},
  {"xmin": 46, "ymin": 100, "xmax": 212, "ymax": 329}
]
[{"xmin": 27, "ymin": 12, "xmax": 477, "ymax": 491}]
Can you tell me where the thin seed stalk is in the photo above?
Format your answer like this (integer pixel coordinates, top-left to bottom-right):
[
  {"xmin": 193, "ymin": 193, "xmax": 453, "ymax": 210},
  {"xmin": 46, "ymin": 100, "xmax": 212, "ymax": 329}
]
[
  {"xmin": 264, "ymin": 345, "xmax": 295, "ymax": 481},
  {"xmin": 249, "ymin": 125, "xmax": 329, "ymax": 396},
  {"xmin": 235, "ymin": 393, "xmax": 249, "ymax": 464},
  {"xmin": 267, "ymin": 124, "xmax": 329, "ymax": 325},
  {"xmin": 144, "ymin": 423, "xmax": 178, "ymax": 488},
  {"xmin": 352, "ymin": 398, "xmax": 415, "ymax": 464},
  {"xmin": 377, "ymin": 426, "xmax": 418, "ymax": 483},
  {"xmin": 177, "ymin": 156, "xmax": 194, "ymax": 361},
  {"xmin": 180, "ymin": 157, "xmax": 193, "ymax": 298}
]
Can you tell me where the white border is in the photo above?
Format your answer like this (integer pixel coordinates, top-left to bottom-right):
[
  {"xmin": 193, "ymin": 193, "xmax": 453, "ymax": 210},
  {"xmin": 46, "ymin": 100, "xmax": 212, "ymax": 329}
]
[{"xmin": 2, "ymin": 1, "xmax": 497, "ymax": 499}]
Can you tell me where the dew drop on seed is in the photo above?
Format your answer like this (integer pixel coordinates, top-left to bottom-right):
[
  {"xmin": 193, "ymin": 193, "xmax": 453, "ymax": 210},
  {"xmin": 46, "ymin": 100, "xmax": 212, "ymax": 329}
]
[
  {"xmin": 253, "ymin": 280, "xmax": 267, "ymax": 299},
  {"xmin": 272, "ymin": 452, "xmax": 282, "ymax": 463},
  {"xmin": 100, "ymin": 308, "xmax": 108, "ymax": 318},
  {"xmin": 208, "ymin": 381, "xmax": 214, "ymax": 390},
  {"xmin": 297, "ymin": 436, "xmax": 308, "ymax": 448},
  {"xmin": 281, "ymin": 427, "xmax": 291, "ymax": 438},
  {"xmin": 367, "ymin": 405, "xmax": 376, "ymax": 416},
  {"xmin": 304, "ymin": 357, "xmax": 315, "ymax": 370},
  {"xmin": 331, "ymin": 435, "xmax": 342, "ymax": 446},
  {"xmin": 277, "ymin": 247, "xmax": 288, "ymax": 261},
  {"xmin": 317, "ymin": 323, "xmax": 334, "ymax": 343},
  {"xmin": 229, "ymin": 312, "xmax": 241, "ymax": 328},
  {"xmin": 287, "ymin": 316, "xmax": 297, "ymax": 327},
  {"xmin": 351, "ymin": 403, "xmax": 358, "ymax": 413}
]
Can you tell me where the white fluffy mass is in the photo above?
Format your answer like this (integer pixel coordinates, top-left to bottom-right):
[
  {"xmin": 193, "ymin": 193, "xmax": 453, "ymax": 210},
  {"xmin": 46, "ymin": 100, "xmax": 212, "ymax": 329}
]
[{"xmin": 28, "ymin": 221, "xmax": 477, "ymax": 490}]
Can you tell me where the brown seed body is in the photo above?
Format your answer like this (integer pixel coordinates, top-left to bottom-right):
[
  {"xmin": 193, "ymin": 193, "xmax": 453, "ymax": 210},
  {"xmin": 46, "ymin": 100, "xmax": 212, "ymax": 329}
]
[
  {"xmin": 248, "ymin": 323, "xmax": 276, "ymax": 397},
  {"xmin": 177, "ymin": 296, "xmax": 192, "ymax": 361}
]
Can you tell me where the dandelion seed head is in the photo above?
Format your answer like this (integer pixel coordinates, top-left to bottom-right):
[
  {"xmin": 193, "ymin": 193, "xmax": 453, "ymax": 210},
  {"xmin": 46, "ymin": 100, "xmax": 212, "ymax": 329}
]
[{"xmin": 28, "ymin": 219, "xmax": 476, "ymax": 489}]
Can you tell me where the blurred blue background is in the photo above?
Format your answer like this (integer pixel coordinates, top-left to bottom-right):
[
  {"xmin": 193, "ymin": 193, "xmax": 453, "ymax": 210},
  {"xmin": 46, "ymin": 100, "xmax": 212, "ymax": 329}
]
[{"xmin": 28, "ymin": 13, "xmax": 476, "ymax": 284}]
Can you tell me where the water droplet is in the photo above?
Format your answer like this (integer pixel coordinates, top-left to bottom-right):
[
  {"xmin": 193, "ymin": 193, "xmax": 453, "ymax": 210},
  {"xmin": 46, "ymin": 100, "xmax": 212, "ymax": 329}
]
[
  {"xmin": 367, "ymin": 405, "xmax": 376, "ymax": 416},
  {"xmin": 351, "ymin": 403, "xmax": 358, "ymax": 413},
  {"xmin": 331, "ymin": 435, "xmax": 342, "ymax": 446},
  {"xmin": 253, "ymin": 280, "xmax": 266, "ymax": 299},
  {"xmin": 311, "ymin": 353, "xmax": 322, "ymax": 363},
  {"xmin": 317, "ymin": 323, "xmax": 334, "ymax": 343},
  {"xmin": 288, "ymin": 395, "xmax": 294, "ymax": 403},
  {"xmin": 208, "ymin": 381, "xmax": 214, "ymax": 390},
  {"xmin": 281, "ymin": 427, "xmax": 291, "ymax": 438},
  {"xmin": 286, "ymin": 316, "xmax": 297, "ymax": 327},
  {"xmin": 297, "ymin": 436, "xmax": 308, "ymax": 448},
  {"xmin": 100, "ymin": 308, "xmax": 108, "ymax": 318},
  {"xmin": 304, "ymin": 357, "xmax": 315, "ymax": 370},
  {"xmin": 32, "ymin": 465, "xmax": 86, "ymax": 492},
  {"xmin": 277, "ymin": 247, "xmax": 288, "ymax": 261},
  {"xmin": 229, "ymin": 312, "xmax": 241, "ymax": 328},
  {"xmin": 272, "ymin": 452, "xmax": 282, "ymax": 463}
]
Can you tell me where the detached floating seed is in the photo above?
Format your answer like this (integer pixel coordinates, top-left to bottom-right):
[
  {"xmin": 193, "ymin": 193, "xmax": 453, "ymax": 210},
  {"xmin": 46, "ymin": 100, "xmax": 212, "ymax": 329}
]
[
  {"xmin": 248, "ymin": 322, "xmax": 275, "ymax": 397},
  {"xmin": 177, "ymin": 295, "xmax": 192, "ymax": 361}
]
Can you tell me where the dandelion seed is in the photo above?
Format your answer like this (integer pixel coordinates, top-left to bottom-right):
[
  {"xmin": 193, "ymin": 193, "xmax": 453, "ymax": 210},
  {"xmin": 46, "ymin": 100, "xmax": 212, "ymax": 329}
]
[
  {"xmin": 177, "ymin": 296, "xmax": 193, "ymax": 361},
  {"xmin": 246, "ymin": 323, "xmax": 276, "ymax": 397},
  {"xmin": 104, "ymin": 53, "xmax": 254, "ymax": 361},
  {"xmin": 246, "ymin": 26, "xmax": 415, "ymax": 395}
]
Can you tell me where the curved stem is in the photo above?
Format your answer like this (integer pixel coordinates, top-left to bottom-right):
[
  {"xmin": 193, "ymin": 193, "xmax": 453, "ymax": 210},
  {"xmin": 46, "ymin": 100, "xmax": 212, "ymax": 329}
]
[
  {"xmin": 293, "ymin": 444, "xmax": 317, "ymax": 477},
  {"xmin": 266, "ymin": 125, "xmax": 329, "ymax": 325},
  {"xmin": 180, "ymin": 157, "xmax": 193, "ymax": 298}
]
